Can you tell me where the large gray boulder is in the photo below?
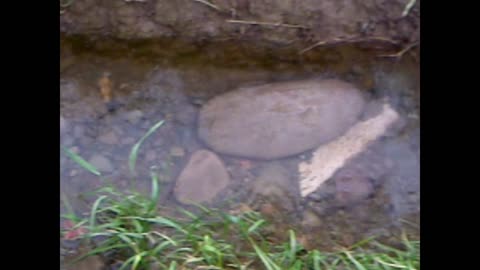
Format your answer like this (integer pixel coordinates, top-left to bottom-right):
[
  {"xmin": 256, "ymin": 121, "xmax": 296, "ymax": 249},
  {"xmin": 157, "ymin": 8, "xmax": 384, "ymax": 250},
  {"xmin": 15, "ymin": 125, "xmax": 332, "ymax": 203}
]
[{"xmin": 198, "ymin": 79, "xmax": 366, "ymax": 160}]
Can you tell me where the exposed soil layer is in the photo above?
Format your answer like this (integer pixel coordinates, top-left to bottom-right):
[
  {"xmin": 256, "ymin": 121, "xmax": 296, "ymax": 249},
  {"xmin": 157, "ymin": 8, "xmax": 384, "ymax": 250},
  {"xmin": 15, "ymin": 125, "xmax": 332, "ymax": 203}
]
[{"xmin": 60, "ymin": 0, "xmax": 419, "ymax": 51}]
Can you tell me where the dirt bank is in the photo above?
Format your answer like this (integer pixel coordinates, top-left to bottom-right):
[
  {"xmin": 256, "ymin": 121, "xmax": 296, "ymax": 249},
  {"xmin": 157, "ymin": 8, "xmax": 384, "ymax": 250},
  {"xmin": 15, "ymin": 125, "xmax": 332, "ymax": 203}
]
[{"xmin": 60, "ymin": 0, "xmax": 419, "ymax": 51}]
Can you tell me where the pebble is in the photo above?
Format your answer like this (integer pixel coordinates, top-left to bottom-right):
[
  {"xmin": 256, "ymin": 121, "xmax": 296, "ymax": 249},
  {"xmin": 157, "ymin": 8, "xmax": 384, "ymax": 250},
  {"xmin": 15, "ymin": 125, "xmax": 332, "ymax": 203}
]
[
  {"xmin": 174, "ymin": 150, "xmax": 230, "ymax": 204},
  {"xmin": 98, "ymin": 131, "xmax": 119, "ymax": 145},
  {"xmin": 88, "ymin": 154, "xmax": 114, "ymax": 173},
  {"xmin": 170, "ymin": 146, "xmax": 185, "ymax": 157},
  {"xmin": 302, "ymin": 210, "xmax": 323, "ymax": 227},
  {"xmin": 259, "ymin": 203, "xmax": 278, "ymax": 216},
  {"xmin": 126, "ymin": 110, "xmax": 143, "ymax": 124}
]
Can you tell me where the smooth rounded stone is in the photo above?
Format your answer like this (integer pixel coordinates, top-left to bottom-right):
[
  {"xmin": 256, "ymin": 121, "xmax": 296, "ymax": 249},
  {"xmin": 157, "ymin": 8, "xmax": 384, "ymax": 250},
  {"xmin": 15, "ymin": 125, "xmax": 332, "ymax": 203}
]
[
  {"xmin": 198, "ymin": 79, "xmax": 366, "ymax": 160},
  {"xmin": 88, "ymin": 154, "xmax": 113, "ymax": 173},
  {"xmin": 301, "ymin": 209, "xmax": 323, "ymax": 227},
  {"xmin": 69, "ymin": 170, "xmax": 78, "ymax": 177},
  {"xmin": 126, "ymin": 110, "xmax": 143, "ymax": 124},
  {"xmin": 174, "ymin": 150, "xmax": 230, "ymax": 204},
  {"xmin": 98, "ymin": 131, "xmax": 119, "ymax": 145}
]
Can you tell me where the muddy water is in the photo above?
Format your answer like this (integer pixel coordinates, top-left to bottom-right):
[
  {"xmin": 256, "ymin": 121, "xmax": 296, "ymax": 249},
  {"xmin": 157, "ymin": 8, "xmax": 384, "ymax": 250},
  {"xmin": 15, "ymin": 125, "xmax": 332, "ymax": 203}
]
[{"xmin": 60, "ymin": 37, "xmax": 419, "ymax": 253}]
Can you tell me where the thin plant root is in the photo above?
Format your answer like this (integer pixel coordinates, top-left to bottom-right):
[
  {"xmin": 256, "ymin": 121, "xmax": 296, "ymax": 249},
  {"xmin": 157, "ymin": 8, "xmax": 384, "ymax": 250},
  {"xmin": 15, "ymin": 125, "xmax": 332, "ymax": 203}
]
[
  {"xmin": 191, "ymin": 0, "xmax": 221, "ymax": 11},
  {"xmin": 299, "ymin": 36, "xmax": 399, "ymax": 54},
  {"xmin": 227, "ymin": 19, "xmax": 308, "ymax": 29},
  {"xmin": 378, "ymin": 42, "xmax": 419, "ymax": 59}
]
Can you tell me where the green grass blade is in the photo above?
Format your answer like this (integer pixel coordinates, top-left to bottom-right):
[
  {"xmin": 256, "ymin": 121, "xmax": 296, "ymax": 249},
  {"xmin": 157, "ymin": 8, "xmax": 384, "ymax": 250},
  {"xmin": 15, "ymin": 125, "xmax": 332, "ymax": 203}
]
[
  {"xmin": 168, "ymin": 261, "xmax": 178, "ymax": 270},
  {"xmin": 89, "ymin": 195, "xmax": 107, "ymax": 228},
  {"xmin": 131, "ymin": 252, "xmax": 147, "ymax": 270},
  {"xmin": 247, "ymin": 219, "xmax": 266, "ymax": 234},
  {"xmin": 129, "ymin": 120, "xmax": 164, "ymax": 175},
  {"xmin": 374, "ymin": 257, "xmax": 408, "ymax": 269},
  {"xmin": 288, "ymin": 230, "xmax": 297, "ymax": 262},
  {"xmin": 146, "ymin": 217, "xmax": 187, "ymax": 234},
  {"xmin": 289, "ymin": 260, "xmax": 303, "ymax": 270},
  {"xmin": 344, "ymin": 250, "xmax": 367, "ymax": 270},
  {"xmin": 311, "ymin": 250, "xmax": 322, "ymax": 270},
  {"xmin": 152, "ymin": 240, "xmax": 175, "ymax": 255},
  {"xmin": 249, "ymin": 238, "xmax": 282, "ymax": 270},
  {"xmin": 150, "ymin": 231, "xmax": 178, "ymax": 246},
  {"xmin": 62, "ymin": 146, "xmax": 101, "ymax": 176},
  {"xmin": 61, "ymin": 191, "xmax": 76, "ymax": 218},
  {"xmin": 149, "ymin": 168, "xmax": 160, "ymax": 212},
  {"xmin": 178, "ymin": 208, "xmax": 199, "ymax": 220}
]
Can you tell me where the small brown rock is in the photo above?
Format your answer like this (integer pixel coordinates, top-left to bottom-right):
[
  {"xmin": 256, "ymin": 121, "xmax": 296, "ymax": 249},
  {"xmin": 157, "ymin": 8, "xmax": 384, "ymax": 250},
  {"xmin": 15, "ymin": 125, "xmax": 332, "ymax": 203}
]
[
  {"xmin": 174, "ymin": 150, "xmax": 230, "ymax": 204},
  {"xmin": 259, "ymin": 203, "xmax": 277, "ymax": 216},
  {"xmin": 98, "ymin": 131, "xmax": 119, "ymax": 145},
  {"xmin": 301, "ymin": 209, "xmax": 322, "ymax": 227}
]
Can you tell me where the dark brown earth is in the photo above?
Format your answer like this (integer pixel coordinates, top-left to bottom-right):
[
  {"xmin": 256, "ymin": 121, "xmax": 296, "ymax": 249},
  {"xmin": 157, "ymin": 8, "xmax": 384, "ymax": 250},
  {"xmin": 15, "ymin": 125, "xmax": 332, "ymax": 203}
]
[{"xmin": 60, "ymin": 0, "xmax": 419, "ymax": 51}]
